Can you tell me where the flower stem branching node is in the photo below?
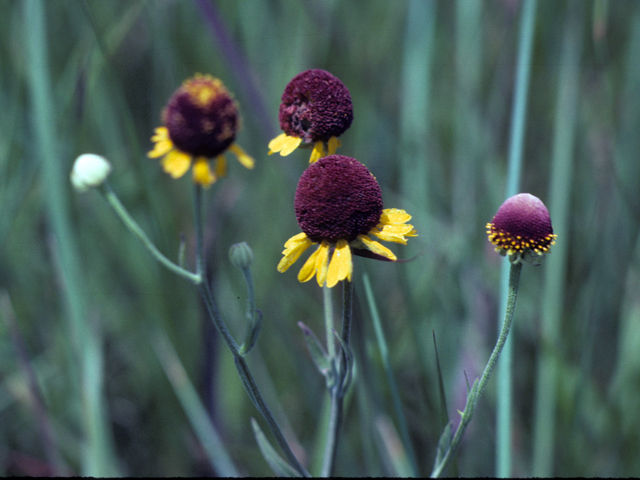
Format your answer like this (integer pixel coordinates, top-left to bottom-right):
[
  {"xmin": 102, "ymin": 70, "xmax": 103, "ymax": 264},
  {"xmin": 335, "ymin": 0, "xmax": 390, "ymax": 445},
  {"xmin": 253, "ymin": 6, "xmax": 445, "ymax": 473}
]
[
  {"xmin": 486, "ymin": 193, "xmax": 557, "ymax": 265},
  {"xmin": 71, "ymin": 154, "xmax": 112, "ymax": 192},
  {"xmin": 278, "ymin": 155, "xmax": 417, "ymax": 288},
  {"xmin": 148, "ymin": 74, "xmax": 254, "ymax": 187},
  {"xmin": 268, "ymin": 69, "xmax": 353, "ymax": 163}
]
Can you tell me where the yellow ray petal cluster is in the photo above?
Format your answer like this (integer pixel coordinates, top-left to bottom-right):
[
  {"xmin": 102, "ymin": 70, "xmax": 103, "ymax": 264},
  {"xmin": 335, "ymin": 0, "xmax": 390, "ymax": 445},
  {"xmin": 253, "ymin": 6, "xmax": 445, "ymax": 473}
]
[{"xmin": 268, "ymin": 133, "xmax": 302, "ymax": 156}]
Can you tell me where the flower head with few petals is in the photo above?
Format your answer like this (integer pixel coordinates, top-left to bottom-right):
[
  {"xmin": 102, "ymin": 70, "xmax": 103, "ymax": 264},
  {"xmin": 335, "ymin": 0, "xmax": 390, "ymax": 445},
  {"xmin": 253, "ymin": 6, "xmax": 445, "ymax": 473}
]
[
  {"xmin": 278, "ymin": 155, "xmax": 417, "ymax": 287},
  {"xmin": 268, "ymin": 69, "xmax": 353, "ymax": 163},
  {"xmin": 486, "ymin": 193, "xmax": 556, "ymax": 265},
  {"xmin": 148, "ymin": 74, "xmax": 254, "ymax": 187}
]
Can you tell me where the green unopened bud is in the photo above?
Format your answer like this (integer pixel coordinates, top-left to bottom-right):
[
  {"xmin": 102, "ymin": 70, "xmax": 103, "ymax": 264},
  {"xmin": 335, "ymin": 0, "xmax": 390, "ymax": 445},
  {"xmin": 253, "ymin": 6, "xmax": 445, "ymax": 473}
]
[{"xmin": 229, "ymin": 242, "xmax": 254, "ymax": 269}]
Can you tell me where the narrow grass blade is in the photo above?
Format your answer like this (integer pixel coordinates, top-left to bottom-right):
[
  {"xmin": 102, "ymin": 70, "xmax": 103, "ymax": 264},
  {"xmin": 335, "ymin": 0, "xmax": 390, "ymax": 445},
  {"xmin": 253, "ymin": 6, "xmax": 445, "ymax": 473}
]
[
  {"xmin": 24, "ymin": 1, "xmax": 118, "ymax": 475},
  {"xmin": 251, "ymin": 418, "xmax": 300, "ymax": 477},
  {"xmin": 363, "ymin": 273, "xmax": 418, "ymax": 476},
  {"xmin": 151, "ymin": 332, "xmax": 240, "ymax": 477},
  {"xmin": 532, "ymin": 2, "xmax": 583, "ymax": 476},
  {"xmin": 496, "ymin": 1, "xmax": 537, "ymax": 477}
]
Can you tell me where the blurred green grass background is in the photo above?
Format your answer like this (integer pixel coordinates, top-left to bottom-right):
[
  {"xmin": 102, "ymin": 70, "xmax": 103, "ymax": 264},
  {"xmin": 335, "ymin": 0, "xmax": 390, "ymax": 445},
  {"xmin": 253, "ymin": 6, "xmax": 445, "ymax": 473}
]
[{"xmin": 2, "ymin": 0, "xmax": 640, "ymax": 476}]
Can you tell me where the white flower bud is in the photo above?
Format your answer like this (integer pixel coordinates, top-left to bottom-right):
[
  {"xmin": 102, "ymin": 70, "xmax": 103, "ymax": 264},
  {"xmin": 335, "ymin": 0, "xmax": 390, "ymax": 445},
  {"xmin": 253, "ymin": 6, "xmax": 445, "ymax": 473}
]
[{"xmin": 71, "ymin": 154, "xmax": 112, "ymax": 192}]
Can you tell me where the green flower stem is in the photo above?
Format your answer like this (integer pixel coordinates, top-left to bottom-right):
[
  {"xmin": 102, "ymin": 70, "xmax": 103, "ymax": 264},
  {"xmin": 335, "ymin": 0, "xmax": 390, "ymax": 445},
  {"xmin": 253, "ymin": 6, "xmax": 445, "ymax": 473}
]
[
  {"xmin": 323, "ymin": 286, "xmax": 336, "ymax": 361},
  {"xmin": 192, "ymin": 185, "xmax": 309, "ymax": 478},
  {"xmin": 100, "ymin": 183, "xmax": 201, "ymax": 285},
  {"xmin": 431, "ymin": 262, "xmax": 522, "ymax": 478},
  {"xmin": 320, "ymin": 280, "xmax": 354, "ymax": 477}
]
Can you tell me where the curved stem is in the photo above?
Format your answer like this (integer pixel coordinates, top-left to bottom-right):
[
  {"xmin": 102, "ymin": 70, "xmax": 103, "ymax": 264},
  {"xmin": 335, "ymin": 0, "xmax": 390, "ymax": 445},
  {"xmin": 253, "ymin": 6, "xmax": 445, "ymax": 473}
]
[
  {"xmin": 431, "ymin": 262, "xmax": 522, "ymax": 478},
  {"xmin": 101, "ymin": 183, "xmax": 201, "ymax": 284},
  {"xmin": 321, "ymin": 280, "xmax": 354, "ymax": 477},
  {"xmin": 192, "ymin": 185, "xmax": 308, "ymax": 477}
]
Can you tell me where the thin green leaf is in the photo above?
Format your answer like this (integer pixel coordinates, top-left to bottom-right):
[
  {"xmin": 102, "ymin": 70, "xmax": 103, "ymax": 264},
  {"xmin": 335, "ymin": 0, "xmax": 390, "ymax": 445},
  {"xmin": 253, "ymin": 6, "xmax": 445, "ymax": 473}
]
[
  {"xmin": 251, "ymin": 418, "xmax": 301, "ymax": 478},
  {"xmin": 298, "ymin": 322, "xmax": 331, "ymax": 378}
]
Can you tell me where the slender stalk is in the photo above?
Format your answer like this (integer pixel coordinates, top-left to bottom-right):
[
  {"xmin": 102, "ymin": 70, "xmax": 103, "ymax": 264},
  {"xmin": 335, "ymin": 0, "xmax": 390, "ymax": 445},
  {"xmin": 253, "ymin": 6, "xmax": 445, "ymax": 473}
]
[
  {"xmin": 323, "ymin": 286, "xmax": 336, "ymax": 361},
  {"xmin": 192, "ymin": 185, "xmax": 308, "ymax": 477},
  {"xmin": 152, "ymin": 332, "xmax": 239, "ymax": 477},
  {"xmin": 532, "ymin": 2, "xmax": 582, "ymax": 475},
  {"xmin": 497, "ymin": 1, "xmax": 537, "ymax": 476},
  {"xmin": 101, "ymin": 183, "xmax": 201, "ymax": 284},
  {"xmin": 363, "ymin": 273, "xmax": 418, "ymax": 476},
  {"xmin": 320, "ymin": 280, "xmax": 354, "ymax": 477},
  {"xmin": 431, "ymin": 263, "xmax": 522, "ymax": 478},
  {"xmin": 25, "ymin": 1, "xmax": 117, "ymax": 475}
]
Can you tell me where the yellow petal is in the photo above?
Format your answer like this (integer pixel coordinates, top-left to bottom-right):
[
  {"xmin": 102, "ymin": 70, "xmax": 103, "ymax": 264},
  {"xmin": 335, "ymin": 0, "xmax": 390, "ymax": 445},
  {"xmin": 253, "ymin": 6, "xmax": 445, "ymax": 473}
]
[
  {"xmin": 161, "ymin": 150, "xmax": 192, "ymax": 178},
  {"xmin": 298, "ymin": 246, "xmax": 321, "ymax": 283},
  {"xmin": 268, "ymin": 133, "xmax": 287, "ymax": 154},
  {"xmin": 151, "ymin": 126, "xmax": 169, "ymax": 142},
  {"xmin": 229, "ymin": 143, "xmax": 255, "ymax": 169},
  {"xmin": 310, "ymin": 141, "xmax": 324, "ymax": 163},
  {"xmin": 214, "ymin": 155, "xmax": 228, "ymax": 178},
  {"xmin": 278, "ymin": 234, "xmax": 312, "ymax": 273},
  {"xmin": 315, "ymin": 242, "xmax": 330, "ymax": 287},
  {"xmin": 268, "ymin": 133, "xmax": 302, "ymax": 156},
  {"xmin": 192, "ymin": 158, "xmax": 216, "ymax": 187},
  {"xmin": 284, "ymin": 232, "xmax": 308, "ymax": 248},
  {"xmin": 327, "ymin": 136, "xmax": 341, "ymax": 155},
  {"xmin": 370, "ymin": 223, "xmax": 417, "ymax": 244},
  {"xmin": 370, "ymin": 230, "xmax": 408, "ymax": 245},
  {"xmin": 148, "ymin": 127, "xmax": 173, "ymax": 158},
  {"xmin": 380, "ymin": 208, "xmax": 412, "ymax": 224},
  {"xmin": 357, "ymin": 235, "xmax": 397, "ymax": 261},
  {"xmin": 279, "ymin": 135, "xmax": 303, "ymax": 156},
  {"xmin": 327, "ymin": 239, "xmax": 352, "ymax": 288}
]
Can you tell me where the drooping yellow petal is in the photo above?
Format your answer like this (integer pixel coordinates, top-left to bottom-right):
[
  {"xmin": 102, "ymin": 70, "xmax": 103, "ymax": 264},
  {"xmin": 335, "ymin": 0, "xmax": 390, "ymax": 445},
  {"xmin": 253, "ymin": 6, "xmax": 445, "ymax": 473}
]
[
  {"xmin": 268, "ymin": 133, "xmax": 302, "ymax": 156},
  {"xmin": 268, "ymin": 133, "xmax": 287, "ymax": 154},
  {"xmin": 315, "ymin": 241, "xmax": 330, "ymax": 287},
  {"xmin": 370, "ymin": 224, "xmax": 417, "ymax": 244},
  {"xmin": 279, "ymin": 135, "xmax": 303, "ymax": 156},
  {"xmin": 161, "ymin": 150, "xmax": 192, "ymax": 178},
  {"xmin": 229, "ymin": 143, "xmax": 255, "ymax": 169},
  {"xmin": 278, "ymin": 234, "xmax": 313, "ymax": 273},
  {"xmin": 284, "ymin": 232, "xmax": 309, "ymax": 248},
  {"xmin": 327, "ymin": 136, "xmax": 341, "ymax": 155},
  {"xmin": 298, "ymin": 246, "xmax": 321, "ymax": 282},
  {"xmin": 357, "ymin": 235, "xmax": 397, "ymax": 261},
  {"xmin": 327, "ymin": 239, "xmax": 352, "ymax": 288},
  {"xmin": 148, "ymin": 127, "xmax": 174, "ymax": 158},
  {"xmin": 192, "ymin": 158, "xmax": 216, "ymax": 187},
  {"xmin": 310, "ymin": 142, "xmax": 325, "ymax": 163},
  {"xmin": 380, "ymin": 208, "xmax": 412, "ymax": 225},
  {"xmin": 214, "ymin": 155, "xmax": 228, "ymax": 178}
]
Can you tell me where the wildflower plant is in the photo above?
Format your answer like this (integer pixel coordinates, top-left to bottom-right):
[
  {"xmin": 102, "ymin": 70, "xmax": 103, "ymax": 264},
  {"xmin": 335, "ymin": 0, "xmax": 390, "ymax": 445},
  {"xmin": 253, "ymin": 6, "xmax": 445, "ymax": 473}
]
[
  {"xmin": 278, "ymin": 155, "xmax": 416, "ymax": 288},
  {"xmin": 148, "ymin": 74, "xmax": 254, "ymax": 187},
  {"xmin": 73, "ymin": 61, "xmax": 554, "ymax": 477},
  {"xmin": 268, "ymin": 69, "xmax": 354, "ymax": 163},
  {"xmin": 431, "ymin": 192, "xmax": 556, "ymax": 477}
]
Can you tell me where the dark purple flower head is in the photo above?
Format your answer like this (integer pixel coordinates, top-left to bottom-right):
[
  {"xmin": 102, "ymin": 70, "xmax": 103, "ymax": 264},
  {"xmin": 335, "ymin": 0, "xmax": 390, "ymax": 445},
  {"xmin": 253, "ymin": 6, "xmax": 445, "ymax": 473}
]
[
  {"xmin": 279, "ymin": 69, "xmax": 353, "ymax": 144},
  {"xmin": 486, "ymin": 193, "xmax": 556, "ymax": 265},
  {"xmin": 163, "ymin": 74, "xmax": 239, "ymax": 158},
  {"xmin": 295, "ymin": 155, "xmax": 382, "ymax": 243}
]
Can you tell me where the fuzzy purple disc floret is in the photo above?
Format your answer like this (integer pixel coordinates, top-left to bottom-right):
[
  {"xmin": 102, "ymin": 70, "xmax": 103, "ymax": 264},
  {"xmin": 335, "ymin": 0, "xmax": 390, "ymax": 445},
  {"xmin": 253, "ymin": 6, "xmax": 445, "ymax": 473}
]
[
  {"xmin": 295, "ymin": 155, "xmax": 383, "ymax": 243},
  {"xmin": 163, "ymin": 78, "xmax": 239, "ymax": 158},
  {"xmin": 491, "ymin": 193, "xmax": 554, "ymax": 241},
  {"xmin": 279, "ymin": 69, "xmax": 353, "ymax": 144}
]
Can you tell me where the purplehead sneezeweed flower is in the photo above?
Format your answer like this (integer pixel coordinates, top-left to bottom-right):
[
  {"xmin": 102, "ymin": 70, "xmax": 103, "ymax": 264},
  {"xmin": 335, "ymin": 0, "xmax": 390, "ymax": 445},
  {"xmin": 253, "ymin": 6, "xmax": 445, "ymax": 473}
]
[
  {"xmin": 277, "ymin": 155, "xmax": 417, "ymax": 288},
  {"xmin": 147, "ymin": 74, "xmax": 254, "ymax": 187},
  {"xmin": 486, "ymin": 193, "xmax": 557, "ymax": 265},
  {"xmin": 268, "ymin": 69, "xmax": 354, "ymax": 163}
]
